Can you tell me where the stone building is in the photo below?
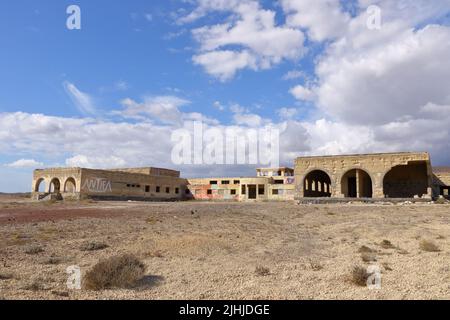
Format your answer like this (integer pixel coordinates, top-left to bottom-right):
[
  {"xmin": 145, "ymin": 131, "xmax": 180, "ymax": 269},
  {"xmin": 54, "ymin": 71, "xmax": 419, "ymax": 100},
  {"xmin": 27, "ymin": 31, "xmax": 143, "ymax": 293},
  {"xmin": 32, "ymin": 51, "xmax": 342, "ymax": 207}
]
[
  {"xmin": 32, "ymin": 167, "xmax": 188, "ymax": 201},
  {"xmin": 31, "ymin": 152, "xmax": 449, "ymax": 202},
  {"xmin": 294, "ymin": 152, "xmax": 435, "ymax": 199},
  {"xmin": 187, "ymin": 167, "xmax": 295, "ymax": 201},
  {"xmin": 432, "ymin": 167, "xmax": 450, "ymax": 199}
]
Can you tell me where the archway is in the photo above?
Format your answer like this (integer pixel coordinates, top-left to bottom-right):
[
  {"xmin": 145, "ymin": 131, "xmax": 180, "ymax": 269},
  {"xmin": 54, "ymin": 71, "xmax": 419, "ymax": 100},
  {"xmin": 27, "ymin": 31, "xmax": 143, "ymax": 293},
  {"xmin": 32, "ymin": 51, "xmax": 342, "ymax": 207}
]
[
  {"xmin": 64, "ymin": 178, "xmax": 76, "ymax": 193},
  {"xmin": 303, "ymin": 170, "xmax": 332, "ymax": 197},
  {"xmin": 383, "ymin": 162, "xmax": 428, "ymax": 198},
  {"xmin": 341, "ymin": 169, "xmax": 373, "ymax": 198},
  {"xmin": 49, "ymin": 178, "xmax": 61, "ymax": 194},
  {"xmin": 35, "ymin": 178, "xmax": 47, "ymax": 193}
]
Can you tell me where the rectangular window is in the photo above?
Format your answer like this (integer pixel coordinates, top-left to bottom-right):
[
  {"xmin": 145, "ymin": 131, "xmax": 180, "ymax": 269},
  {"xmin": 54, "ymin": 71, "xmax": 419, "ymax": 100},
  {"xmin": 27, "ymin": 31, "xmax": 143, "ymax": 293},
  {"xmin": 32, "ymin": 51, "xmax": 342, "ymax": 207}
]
[
  {"xmin": 175, "ymin": 188, "xmax": 179, "ymax": 194},
  {"xmin": 233, "ymin": 180, "xmax": 240, "ymax": 184},
  {"xmin": 145, "ymin": 186, "xmax": 150, "ymax": 193},
  {"xmin": 210, "ymin": 181, "xmax": 218, "ymax": 185},
  {"xmin": 127, "ymin": 184, "xmax": 131, "ymax": 187},
  {"xmin": 258, "ymin": 185, "xmax": 265, "ymax": 195},
  {"xmin": 272, "ymin": 189, "xmax": 279, "ymax": 195},
  {"xmin": 166, "ymin": 187, "xmax": 170, "ymax": 194},
  {"xmin": 274, "ymin": 180, "xmax": 284, "ymax": 184},
  {"xmin": 241, "ymin": 185, "xmax": 246, "ymax": 195},
  {"xmin": 156, "ymin": 186, "xmax": 161, "ymax": 193},
  {"xmin": 221, "ymin": 180, "xmax": 230, "ymax": 185},
  {"xmin": 231, "ymin": 189, "xmax": 237, "ymax": 195},
  {"xmin": 207, "ymin": 189, "xmax": 212, "ymax": 195},
  {"xmin": 136, "ymin": 185, "xmax": 141, "ymax": 188},
  {"xmin": 185, "ymin": 189, "xmax": 191, "ymax": 194}
]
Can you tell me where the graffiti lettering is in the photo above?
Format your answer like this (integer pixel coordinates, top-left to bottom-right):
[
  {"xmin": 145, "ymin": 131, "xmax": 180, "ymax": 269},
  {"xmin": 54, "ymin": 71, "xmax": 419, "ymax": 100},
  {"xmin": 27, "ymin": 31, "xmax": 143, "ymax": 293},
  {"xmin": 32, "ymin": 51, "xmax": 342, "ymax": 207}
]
[{"xmin": 82, "ymin": 178, "xmax": 112, "ymax": 193}]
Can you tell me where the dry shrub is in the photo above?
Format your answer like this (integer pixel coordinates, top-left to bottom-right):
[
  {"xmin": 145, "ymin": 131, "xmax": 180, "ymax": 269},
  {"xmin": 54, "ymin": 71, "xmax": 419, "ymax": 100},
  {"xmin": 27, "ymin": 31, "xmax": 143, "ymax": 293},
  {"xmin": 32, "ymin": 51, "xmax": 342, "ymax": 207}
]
[
  {"xmin": 42, "ymin": 257, "xmax": 62, "ymax": 265},
  {"xmin": 419, "ymin": 240, "xmax": 440, "ymax": 252},
  {"xmin": 380, "ymin": 240, "xmax": 395, "ymax": 249},
  {"xmin": 351, "ymin": 266, "xmax": 369, "ymax": 286},
  {"xmin": 24, "ymin": 244, "xmax": 44, "ymax": 255},
  {"xmin": 23, "ymin": 278, "xmax": 45, "ymax": 291},
  {"xmin": 255, "ymin": 266, "xmax": 270, "ymax": 277},
  {"xmin": 80, "ymin": 241, "xmax": 109, "ymax": 252},
  {"xmin": 147, "ymin": 250, "xmax": 164, "ymax": 258},
  {"xmin": 83, "ymin": 254, "xmax": 146, "ymax": 291},
  {"xmin": 358, "ymin": 245, "xmax": 375, "ymax": 253},
  {"xmin": 310, "ymin": 261, "xmax": 324, "ymax": 271},
  {"xmin": 0, "ymin": 273, "xmax": 14, "ymax": 280},
  {"xmin": 361, "ymin": 252, "xmax": 377, "ymax": 262}
]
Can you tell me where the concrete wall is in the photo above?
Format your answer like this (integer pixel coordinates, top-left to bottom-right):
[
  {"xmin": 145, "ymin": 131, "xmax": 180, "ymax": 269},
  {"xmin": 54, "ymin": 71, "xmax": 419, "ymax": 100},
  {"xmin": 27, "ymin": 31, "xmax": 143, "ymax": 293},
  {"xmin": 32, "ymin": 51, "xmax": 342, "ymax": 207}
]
[
  {"xmin": 32, "ymin": 167, "xmax": 188, "ymax": 201},
  {"xmin": 432, "ymin": 168, "xmax": 450, "ymax": 199},
  {"xmin": 32, "ymin": 168, "xmax": 83, "ymax": 200},
  {"xmin": 295, "ymin": 152, "xmax": 433, "ymax": 199},
  {"xmin": 187, "ymin": 176, "xmax": 295, "ymax": 201}
]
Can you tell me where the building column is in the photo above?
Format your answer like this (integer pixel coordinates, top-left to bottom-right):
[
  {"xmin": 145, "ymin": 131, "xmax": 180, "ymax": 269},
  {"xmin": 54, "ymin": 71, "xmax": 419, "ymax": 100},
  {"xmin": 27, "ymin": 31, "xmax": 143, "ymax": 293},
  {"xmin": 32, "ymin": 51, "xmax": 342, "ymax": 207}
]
[{"xmin": 356, "ymin": 169, "xmax": 362, "ymax": 198}]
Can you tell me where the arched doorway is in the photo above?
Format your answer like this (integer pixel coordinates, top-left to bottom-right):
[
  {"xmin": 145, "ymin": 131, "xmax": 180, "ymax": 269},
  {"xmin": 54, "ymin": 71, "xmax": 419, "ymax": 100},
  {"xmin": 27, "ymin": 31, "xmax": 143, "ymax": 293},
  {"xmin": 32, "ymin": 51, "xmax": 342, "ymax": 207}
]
[
  {"xmin": 49, "ymin": 178, "xmax": 61, "ymax": 194},
  {"xmin": 341, "ymin": 169, "xmax": 373, "ymax": 198},
  {"xmin": 303, "ymin": 170, "xmax": 332, "ymax": 197},
  {"xmin": 64, "ymin": 178, "xmax": 76, "ymax": 193},
  {"xmin": 383, "ymin": 162, "xmax": 428, "ymax": 198},
  {"xmin": 35, "ymin": 178, "xmax": 47, "ymax": 193}
]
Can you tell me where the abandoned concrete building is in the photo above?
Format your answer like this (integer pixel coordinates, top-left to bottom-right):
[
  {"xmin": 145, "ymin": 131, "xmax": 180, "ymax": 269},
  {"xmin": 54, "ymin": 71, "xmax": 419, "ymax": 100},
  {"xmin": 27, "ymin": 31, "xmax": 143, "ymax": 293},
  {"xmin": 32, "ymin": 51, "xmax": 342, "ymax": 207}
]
[
  {"xmin": 187, "ymin": 167, "xmax": 295, "ymax": 201},
  {"xmin": 32, "ymin": 167, "xmax": 189, "ymax": 201},
  {"xmin": 32, "ymin": 152, "xmax": 450, "ymax": 202}
]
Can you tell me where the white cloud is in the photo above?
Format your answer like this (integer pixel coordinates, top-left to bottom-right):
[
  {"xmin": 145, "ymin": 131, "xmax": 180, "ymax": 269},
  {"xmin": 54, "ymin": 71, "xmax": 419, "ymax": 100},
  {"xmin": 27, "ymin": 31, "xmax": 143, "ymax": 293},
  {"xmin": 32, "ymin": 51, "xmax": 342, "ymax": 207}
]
[
  {"xmin": 118, "ymin": 96, "xmax": 191, "ymax": 124},
  {"xmin": 290, "ymin": 85, "xmax": 315, "ymax": 101},
  {"xmin": 186, "ymin": 0, "xmax": 305, "ymax": 81},
  {"xmin": 281, "ymin": 0, "xmax": 351, "ymax": 42},
  {"xmin": 213, "ymin": 101, "xmax": 225, "ymax": 111},
  {"xmin": 5, "ymin": 159, "xmax": 44, "ymax": 168},
  {"xmin": 63, "ymin": 81, "xmax": 97, "ymax": 115},
  {"xmin": 282, "ymin": 70, "xmax": 304, "ymax": 80},
  {"xmin": 65, "ymin": 155, "xmax": 127, "ymax": 169},
  {"xmin": 277, "ymin": 108, "xmax": 299, "ymax": 120},
  {"xmin": 193, "ymin": 50, "xmax": 257, "ymax": 81}
]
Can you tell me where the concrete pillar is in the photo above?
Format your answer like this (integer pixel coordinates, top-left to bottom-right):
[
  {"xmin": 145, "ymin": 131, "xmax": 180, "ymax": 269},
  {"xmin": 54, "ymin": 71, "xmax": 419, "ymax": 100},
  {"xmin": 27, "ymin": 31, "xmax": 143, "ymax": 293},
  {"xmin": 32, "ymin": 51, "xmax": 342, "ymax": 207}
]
[{"xmin": 356, "ymin": 169, "xmax": 362, "ymax": 198}]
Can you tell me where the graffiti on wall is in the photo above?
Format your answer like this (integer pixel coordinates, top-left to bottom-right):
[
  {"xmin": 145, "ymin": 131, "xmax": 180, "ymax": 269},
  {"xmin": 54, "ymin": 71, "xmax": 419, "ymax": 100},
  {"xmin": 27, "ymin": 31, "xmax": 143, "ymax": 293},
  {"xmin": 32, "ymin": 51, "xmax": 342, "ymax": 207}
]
[
  {"xmin": 82, "ymin": 178, "xmax": 112, "ymax": 193},
  {"xmin": 286, "ymin": 177, "xmax": 295, "ymax": 185}
]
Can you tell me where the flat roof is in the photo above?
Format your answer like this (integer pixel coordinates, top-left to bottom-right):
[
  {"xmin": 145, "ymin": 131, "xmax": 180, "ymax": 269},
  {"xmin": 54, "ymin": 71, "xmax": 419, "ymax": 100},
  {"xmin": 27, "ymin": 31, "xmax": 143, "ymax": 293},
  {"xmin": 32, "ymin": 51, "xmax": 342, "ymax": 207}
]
[
  {"xmin": 295, "ymin": 151, "xmax": 429, "ymax": 160},
  {"xmin": 433, "ymin": 167, "xmax": 450, "ymax": 173}
]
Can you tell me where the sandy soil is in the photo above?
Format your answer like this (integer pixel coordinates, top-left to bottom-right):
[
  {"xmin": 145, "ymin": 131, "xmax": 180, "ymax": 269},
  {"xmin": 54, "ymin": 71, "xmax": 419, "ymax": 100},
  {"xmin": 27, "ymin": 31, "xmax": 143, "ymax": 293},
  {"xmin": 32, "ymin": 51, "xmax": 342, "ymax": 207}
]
[{"xmin": 0, "ymin": 196, "xmax": 449, "ymax": 300}]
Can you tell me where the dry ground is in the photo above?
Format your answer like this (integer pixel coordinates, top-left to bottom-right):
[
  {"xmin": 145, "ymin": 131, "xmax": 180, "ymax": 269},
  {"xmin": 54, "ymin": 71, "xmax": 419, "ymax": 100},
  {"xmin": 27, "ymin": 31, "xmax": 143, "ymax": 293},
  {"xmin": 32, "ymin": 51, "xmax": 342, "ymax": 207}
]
[{"xmin": 0, "ymin": 196, "xmax": 449, "ymax": 300}]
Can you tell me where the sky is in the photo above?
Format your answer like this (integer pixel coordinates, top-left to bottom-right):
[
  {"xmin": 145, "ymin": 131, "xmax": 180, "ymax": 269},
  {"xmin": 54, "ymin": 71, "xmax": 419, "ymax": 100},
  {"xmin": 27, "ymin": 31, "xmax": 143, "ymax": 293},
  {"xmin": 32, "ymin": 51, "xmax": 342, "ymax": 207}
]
[{"xmin": 1, "ymin": 0, "xmax": 450, "ymax": 192}]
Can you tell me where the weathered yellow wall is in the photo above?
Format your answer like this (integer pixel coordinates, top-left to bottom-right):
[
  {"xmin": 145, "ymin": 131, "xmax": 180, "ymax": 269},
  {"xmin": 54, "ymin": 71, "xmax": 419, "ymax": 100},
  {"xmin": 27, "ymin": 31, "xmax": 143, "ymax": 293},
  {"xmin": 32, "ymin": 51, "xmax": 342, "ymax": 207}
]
[{"xmin": 295, "ymin": 152, "xmax": 433, "ymax": 199}]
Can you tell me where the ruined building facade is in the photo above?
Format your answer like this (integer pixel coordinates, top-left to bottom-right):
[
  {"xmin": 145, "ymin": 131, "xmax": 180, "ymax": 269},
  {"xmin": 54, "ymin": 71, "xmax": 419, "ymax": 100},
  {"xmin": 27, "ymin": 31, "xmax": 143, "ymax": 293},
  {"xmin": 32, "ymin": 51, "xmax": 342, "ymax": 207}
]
[{"xmin": 32, "ymin": 152, "xmax": 450, "ymax": 201}]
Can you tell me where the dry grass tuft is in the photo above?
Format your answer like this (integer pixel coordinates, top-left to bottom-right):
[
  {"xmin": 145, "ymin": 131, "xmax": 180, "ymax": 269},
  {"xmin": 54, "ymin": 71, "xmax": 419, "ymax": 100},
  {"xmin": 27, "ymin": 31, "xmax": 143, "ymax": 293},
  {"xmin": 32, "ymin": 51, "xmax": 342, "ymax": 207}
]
[
  {"xmin": 419, "ymin": 240, "xmax": 440, "ymax": 252},
  {"xmin": 351, "ymin": 266, "xmax": 369, "ymax": 286},
  {"xmin": 80, "ymin": 241, "xmax": 109, "ymax": 252},
  {"xmin": 310, "ymin": 261, "xmax": 324, "ymax": 271},
  {"xmin": 255, "ymin": 266, "xmax": 270, "ymax": 277},
  {"xmin": 361, "ymin": 252, "xmax": 377, "ymax": 262},
  {"xmin": 42, "ymin": 257, "xmax": 62, "ymax": 265},
  {"xmin": 380, "ymin": 240, "xmax": 395, "ymax": 249},
  {"xmin": 24, "ymin": 244, "xmax": 44, "ymax": 255},
  {"xmin": 83, "ymin": 254, "xmax": 146, "ymax": 291},
  {"xmin": 358, "ymin": 245, "xmax": 375, "ymax": 253},
  {"xmin": 0, "ymin": 273, "xmax": 14, "ymax": 280},
  {"xmin": 22, "ymin": 279, "xmax": 45, "ymax": 291}
]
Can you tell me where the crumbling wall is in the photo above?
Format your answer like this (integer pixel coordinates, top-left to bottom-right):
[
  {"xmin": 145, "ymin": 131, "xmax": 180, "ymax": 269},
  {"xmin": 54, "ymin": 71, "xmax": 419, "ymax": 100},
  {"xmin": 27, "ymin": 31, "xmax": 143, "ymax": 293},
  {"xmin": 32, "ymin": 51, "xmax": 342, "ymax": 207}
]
[{"xmin": 295, "ymin": 152, "xmax": 433, "ymax": 199}]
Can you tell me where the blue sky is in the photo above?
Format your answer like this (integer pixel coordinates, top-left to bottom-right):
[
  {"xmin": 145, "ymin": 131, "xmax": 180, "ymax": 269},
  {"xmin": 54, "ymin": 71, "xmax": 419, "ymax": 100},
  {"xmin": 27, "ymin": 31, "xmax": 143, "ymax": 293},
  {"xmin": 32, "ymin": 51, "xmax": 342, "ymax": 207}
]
[{"xmin": 1, "ymin": 0, "xmax": 450, "ymax": 192}]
